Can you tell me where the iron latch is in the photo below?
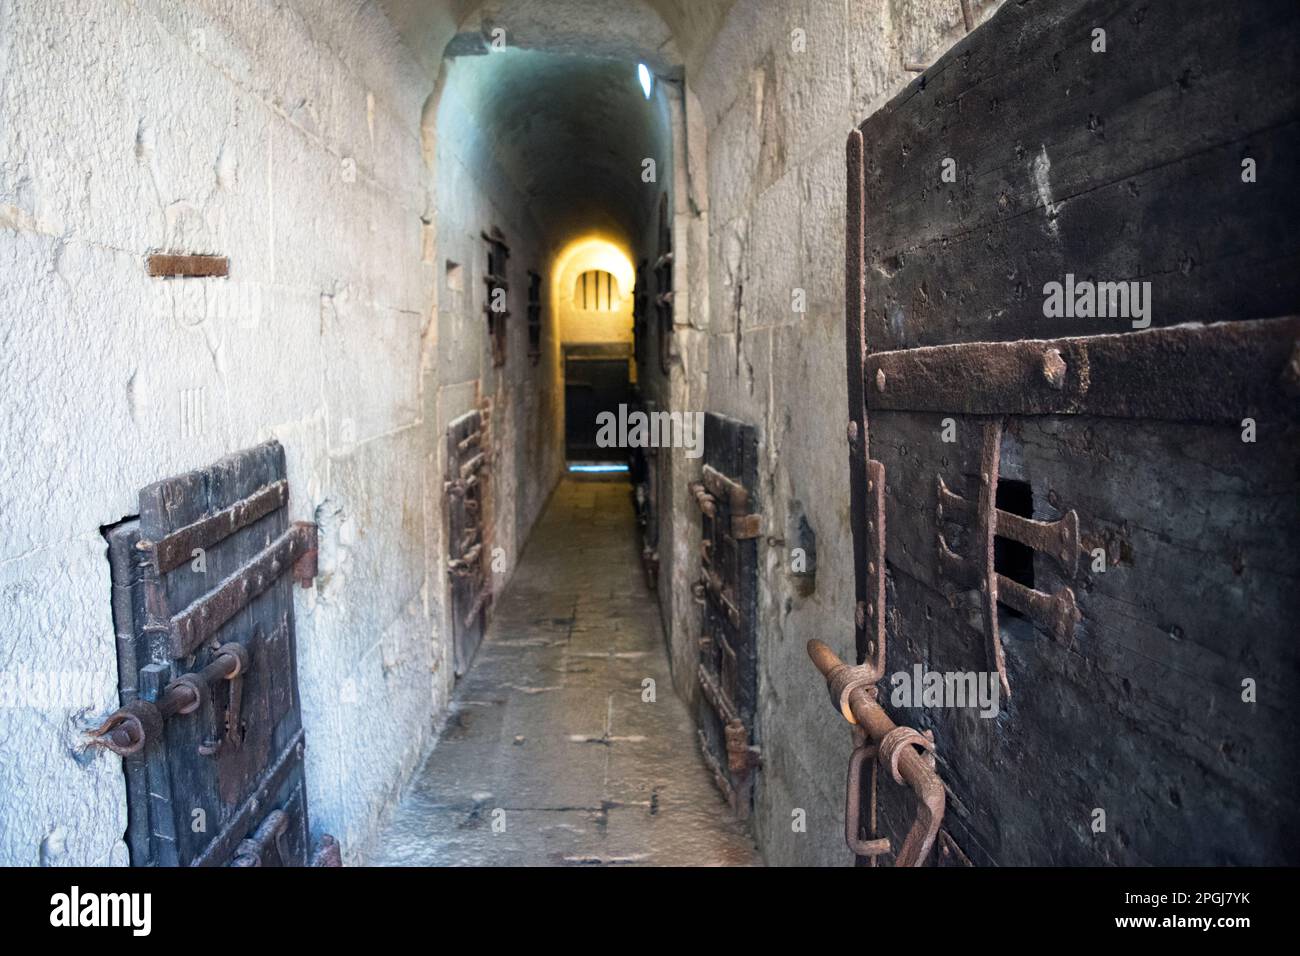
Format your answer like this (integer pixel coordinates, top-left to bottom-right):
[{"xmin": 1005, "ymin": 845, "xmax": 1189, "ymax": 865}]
[
  {"xmin": 87, "ymin": 642, "xmax": 249, "ymax": 757},
  {"xmin": 807, "ymin": 640, "xmax": 946, "ymax": 867}
]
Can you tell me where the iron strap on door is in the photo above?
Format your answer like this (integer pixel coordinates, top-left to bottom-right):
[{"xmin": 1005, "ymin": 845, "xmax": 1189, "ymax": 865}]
[{"xmin": 88, "ymin": 440, "xmax": 337, "ymax": 866}]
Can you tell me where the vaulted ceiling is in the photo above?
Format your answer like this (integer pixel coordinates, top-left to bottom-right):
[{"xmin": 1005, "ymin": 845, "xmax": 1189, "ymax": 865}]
[
  {"xmin": 389, "ymin": 0, "xmax": 733, "ymax": 248},
  {"xmin": 381, "ymin": 0, "xmax": 735, "ymax": 76}
]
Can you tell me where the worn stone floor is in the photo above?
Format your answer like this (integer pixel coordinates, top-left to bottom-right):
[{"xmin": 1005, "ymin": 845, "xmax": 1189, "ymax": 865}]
[{"xmin": 366, "ymin": 476, "xmax": 762, "ymax": 866}]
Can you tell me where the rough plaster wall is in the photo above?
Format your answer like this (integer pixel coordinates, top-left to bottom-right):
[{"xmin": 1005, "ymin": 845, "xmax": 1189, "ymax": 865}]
[
  {"xmin": 382, "ymin": 0, "xmax": 736, "ymax": 80},
  {"xmin": 645, "ymin": 0, "xmax": 1006, "ymax": 866},
  {"xmin": 0, "ymin": 0, "xmax": 444, "ymax": 865},
  {"xmin": 557, "ymin": 290, "xmax": 633, "ymax": 345},
  {"xmin": 425, "ymin": 54, "xmax": 562, "ymax": 682}
]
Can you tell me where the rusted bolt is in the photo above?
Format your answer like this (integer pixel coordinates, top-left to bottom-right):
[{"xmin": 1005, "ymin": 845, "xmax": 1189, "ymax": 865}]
[
  {"xmin": 867, "ymin": 602, "xmax": 875, "ymax": 618},
  {"xmin": 1041, "ymin": 348, "xmax": 1067, "ymax": 389},
  {"xmin": 876, "ymin": 369, "xmax": 887, "ymax": 392},
  {"xmin": 855, "ymin": 602, "xmax": 866, "ymax": 628}
]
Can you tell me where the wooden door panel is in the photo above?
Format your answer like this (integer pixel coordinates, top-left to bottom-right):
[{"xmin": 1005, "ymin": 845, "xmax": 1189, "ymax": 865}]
[
  {"xmin": 446, "ymin": 409, "xmax": 490, "ymax": 675},
  {"xmin": 834, "ymin": 0, "xmax": 1300, "ymax": 865},
  {"xmin": 692, "ymin": 412, "xmax": 761, "ymax": 817},
  {"xmin": 94, "ymin": 440, "xmax": 329, "ymax": 866}
]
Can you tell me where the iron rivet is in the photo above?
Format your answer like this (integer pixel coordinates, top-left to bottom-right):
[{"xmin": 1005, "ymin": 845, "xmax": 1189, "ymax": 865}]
[
  {"xmin": 981, "ymin": 472, "xmax": 990, "ymax": 485},
  {"xmin": 1041, "ymin": 347, "xmax": 1067, "ymax": 390},
  {"xmin": 876, "ymin": 369, "xmax": 887, "ymax": 392},
  {"xmin": 868, "ymin": 561, "xmax": 877, "ymax": 575},
  {"xmin": 867, "ymin": 602, "xmax": 875, "ymax": 617},
  {"xmin": 847, "ymin": 420, "xmax": 859, "ymax": 442}
]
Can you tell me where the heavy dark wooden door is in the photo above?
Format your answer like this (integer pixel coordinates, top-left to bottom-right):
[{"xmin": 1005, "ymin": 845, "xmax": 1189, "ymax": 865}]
[
  {"xmin": 94, "ymin": 440, "xmax": 326, "ymax": 866},
  {"xmin": 446, "ymin": 409, "xmax": 490, "ymax": 675},
  {"xmin": 691, "ymin": 413, "xmax": 762, "ymax": 817},
  {"xmin": 844, "ymin": 0, "xmax": 1300, "ymax": 865},
  {"xmin": 628, "ymin": 392, "xmax": 659, "ymax": 588}
]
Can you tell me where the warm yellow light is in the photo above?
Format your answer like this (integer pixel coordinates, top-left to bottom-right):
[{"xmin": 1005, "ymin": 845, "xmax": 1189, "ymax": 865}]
[
  {"xmin": 550, "ymin": 234, "xmax": 637, "ymax": 346},
  {"xmin": 551, "ymin": 235, "xmax": 636, "ymax": 295}
]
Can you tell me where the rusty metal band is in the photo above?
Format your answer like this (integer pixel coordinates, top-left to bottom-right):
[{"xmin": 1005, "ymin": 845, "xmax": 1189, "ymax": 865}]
[
  {"xmin": 845, "ymin": 743, "xmax": 891, "ymax": 857},
  {"xmin": 85, "ymin": 698, "xmax": 163, "ymax": 757},
  {"xmin": 724, "ymin": 718, "xmax": 756, "ymax": 775},
  {"xmin": 863, "ymin": 459, "xmax": 887, "ymax": 675},
  {"xmin": 845, "ymin": 128, "xmax": 873, "ymax": 666},
  {"xmin": 231, "ymin": 809, "xmax": 290, "ymax": 867},
  {"xmin": 191, "ymin": 728, "xmax": 305, "ymax": 867},
  {"xmin": 688, "ymin": 481, "xmax": 716, "ymax": 516},
  {"xmin": 808, "ymin": 639, "xmax": 946, "ymax": 867},
  {"xmin": 938, "ymin": 475, "xmax": 1080, "ymax": 577},
  {"xmin": 977, "ymin": 421, "xmax": 1011, "ymax": 700},
  {"xmin": 865, "ymin": 316, "xmax": 1300, "ymax": 422},
  {"xmin": 169, "ymin": 522, "xmax": 315, "ymax": 658},
  {"xmin": 697, "ymin": 662, "xmax": 739, "ymax": 724},
  {"xmin": 699, "ymin": 568, "xmax": 741, "ymax": 628},
  {"xmin": 146, "ymin": 253, "xmax": 229, "ymax": 278},
  {"xmin": 149, "ymin": 480, "xmax": 289, "ymax": 574},
  {"xmin": 701, "ymin": 465, "xmax": 747, "ymax": 511},
  {"xmin": 700, "ymin": 467, "xmax": 762, "ymax": 539},
  {"xmin": 878, "ymin": 725, "xmax": 936, "ymax": 787},
  {"xmin": 825, "ymin": 661, "xmax": 878, "ymax": 724},
  {"xmin": 998, "ymin": 576, "xmax": 1080, "ymax": 645},
  {"xmin": 463, "ymin": 586, "xmax": 491, "ymax": 629},
  {"xmin": 696, "ymin": 728, "xmax": 741, "ymax": 815},
  {"xmin": 938, "ymin": 540, "xmax": 1080, "ymax": 646},
  {"xmin": 88, "ymin": 643, "xmax": 248, "ymax": 754}
]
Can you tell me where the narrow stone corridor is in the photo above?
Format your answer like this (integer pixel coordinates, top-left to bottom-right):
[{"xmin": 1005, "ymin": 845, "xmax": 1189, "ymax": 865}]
[{"xmin": 366, "ymin": 478, "xmax": 761, "ymax": 865}]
